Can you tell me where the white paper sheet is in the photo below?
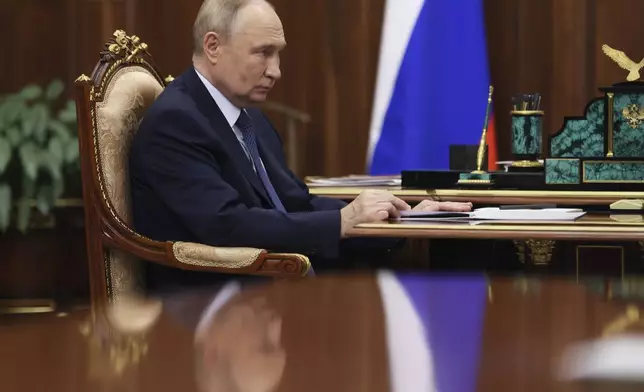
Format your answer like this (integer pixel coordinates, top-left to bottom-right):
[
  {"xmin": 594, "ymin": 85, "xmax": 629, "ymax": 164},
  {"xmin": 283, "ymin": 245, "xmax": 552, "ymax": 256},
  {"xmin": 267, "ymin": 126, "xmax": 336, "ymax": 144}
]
[
  {"xmin": 307, "ymin": 176, "xmax": 401, "ymax": 187},
  {"xmin": 396, "ymin": 207, "xmax": 586, "ymax": 221}
]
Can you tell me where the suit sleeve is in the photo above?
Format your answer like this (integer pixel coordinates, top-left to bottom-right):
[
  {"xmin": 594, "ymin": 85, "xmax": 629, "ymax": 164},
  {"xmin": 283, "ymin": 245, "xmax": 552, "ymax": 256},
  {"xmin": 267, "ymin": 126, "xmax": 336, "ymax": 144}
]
[
  {"xmin": 285, "ymin": 167, "xmax": 348, "ymax": 211},
  {"xmin": 136, "ymin": 109, "xmax": 342, "ymax": 256}
]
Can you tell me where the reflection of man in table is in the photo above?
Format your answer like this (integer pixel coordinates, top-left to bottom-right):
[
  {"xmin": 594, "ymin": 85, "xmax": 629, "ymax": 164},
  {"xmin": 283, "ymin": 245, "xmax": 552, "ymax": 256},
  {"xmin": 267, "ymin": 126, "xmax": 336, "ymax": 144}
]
[
  {"xmin": 193, "ymin": 282, "xmax": 286, "ymax": 392},
  {"xmin": 192, "ymin": 273, "xmax": 487, "ymax": 392}
]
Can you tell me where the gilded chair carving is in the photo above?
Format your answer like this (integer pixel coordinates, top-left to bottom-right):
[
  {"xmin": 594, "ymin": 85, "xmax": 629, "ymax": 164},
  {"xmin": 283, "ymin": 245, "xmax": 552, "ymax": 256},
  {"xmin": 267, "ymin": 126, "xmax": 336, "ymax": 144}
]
[{"xmin": 74, "ymin": 30, "xmax": 311, "ymax": 308}]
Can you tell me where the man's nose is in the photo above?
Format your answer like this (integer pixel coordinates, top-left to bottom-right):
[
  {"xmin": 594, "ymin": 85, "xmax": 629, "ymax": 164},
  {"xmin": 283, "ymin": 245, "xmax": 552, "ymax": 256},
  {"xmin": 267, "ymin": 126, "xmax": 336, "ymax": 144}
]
[{"xmin": 265, "ymin": 56, "xmax": 281, "ymax": 80}]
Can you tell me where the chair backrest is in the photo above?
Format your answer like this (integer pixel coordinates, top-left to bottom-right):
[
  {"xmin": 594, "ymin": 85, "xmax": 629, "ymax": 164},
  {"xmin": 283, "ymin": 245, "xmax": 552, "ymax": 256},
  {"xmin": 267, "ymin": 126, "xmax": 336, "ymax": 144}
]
[
  {"xmin": 75, "ymin": 30, "xmax": 168, "ymax": 304},
  {"xmin": 96, "ymin": 66, "xmax": 163, "ymax": 227}
]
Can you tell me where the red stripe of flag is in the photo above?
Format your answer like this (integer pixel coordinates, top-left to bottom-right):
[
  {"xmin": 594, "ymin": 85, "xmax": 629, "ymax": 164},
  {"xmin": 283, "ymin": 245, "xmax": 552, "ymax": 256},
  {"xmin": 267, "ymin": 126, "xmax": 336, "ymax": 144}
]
[{"xmin": 486, "ymin": 114, "xmax": 498, "ymax": 171}]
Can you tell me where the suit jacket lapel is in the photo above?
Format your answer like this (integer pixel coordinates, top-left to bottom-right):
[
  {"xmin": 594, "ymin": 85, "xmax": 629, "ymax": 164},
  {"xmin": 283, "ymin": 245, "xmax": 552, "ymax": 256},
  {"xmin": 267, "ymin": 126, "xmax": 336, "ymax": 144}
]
[{"xmin": 183, "ymin": 69, "xmax": 272, "ymax": 205}]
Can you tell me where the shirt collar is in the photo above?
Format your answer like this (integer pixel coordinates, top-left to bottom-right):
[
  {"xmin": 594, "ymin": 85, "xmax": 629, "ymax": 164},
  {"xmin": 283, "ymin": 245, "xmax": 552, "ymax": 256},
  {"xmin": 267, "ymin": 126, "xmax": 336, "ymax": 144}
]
[{"xmin": 194, "ymin": 67, "xmax": 241, "ymax": 127}]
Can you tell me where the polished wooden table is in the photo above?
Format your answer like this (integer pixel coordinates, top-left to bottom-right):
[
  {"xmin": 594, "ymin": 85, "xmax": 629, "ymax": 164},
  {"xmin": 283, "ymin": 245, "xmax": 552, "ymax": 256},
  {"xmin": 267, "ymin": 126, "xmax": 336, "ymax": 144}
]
[
  {"xmin": 1, "ymin": 274, "xmax": 642, "ymax": 392},
  {"xmin": 309, "ymin": 186, "xmax": 644, "ymax": 206},
  {"xmin": 347, "ymin": 214, "xmax": 644, "ymax": 277},
  {"xmin": 349, "ymin": 214, "xmax": 644, "ymax": 241},
  {"xmin": 310, "ymin": 185, "xmax": 644, "ymax": 275}
]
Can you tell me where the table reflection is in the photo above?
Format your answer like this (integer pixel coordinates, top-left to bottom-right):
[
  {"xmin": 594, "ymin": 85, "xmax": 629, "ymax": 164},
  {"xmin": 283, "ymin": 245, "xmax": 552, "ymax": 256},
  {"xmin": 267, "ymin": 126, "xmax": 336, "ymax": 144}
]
[
  {"xmin": 193, "ymin": 281, "xmax": 286, "ymax": 392},
  {"xmin": 2, "ymin": 273, "xmax": 644, "ymax": 392},
  {"xmin": 188, "ymin": 272, "xmax": 487, "ymax": 392}
]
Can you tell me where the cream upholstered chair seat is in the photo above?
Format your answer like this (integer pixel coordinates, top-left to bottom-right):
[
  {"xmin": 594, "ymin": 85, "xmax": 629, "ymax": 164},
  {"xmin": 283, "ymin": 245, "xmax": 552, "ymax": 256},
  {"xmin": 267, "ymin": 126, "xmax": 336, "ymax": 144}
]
[{"xmin": 75, "ymin": 30, "xmax": 310, "ymax": 307}]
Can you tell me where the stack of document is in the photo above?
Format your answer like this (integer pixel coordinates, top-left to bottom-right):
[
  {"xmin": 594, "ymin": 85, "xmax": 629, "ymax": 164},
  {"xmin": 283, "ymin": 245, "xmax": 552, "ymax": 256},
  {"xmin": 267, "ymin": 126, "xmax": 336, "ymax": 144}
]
[
  {"xmin": 397, "ymin": 207, "xmax": 586, "ymax": 222},
  {"xmin": 307, "ymin": 175, "xmax": 401, "ymax": 187}
]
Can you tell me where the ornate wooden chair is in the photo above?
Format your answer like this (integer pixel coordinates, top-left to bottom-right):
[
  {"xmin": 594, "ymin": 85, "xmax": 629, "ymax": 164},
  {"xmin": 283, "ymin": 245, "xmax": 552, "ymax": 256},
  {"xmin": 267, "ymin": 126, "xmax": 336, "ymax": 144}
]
[{"xmin": 74, "ymin": 30, "xmax": 311, "ymax": 308}]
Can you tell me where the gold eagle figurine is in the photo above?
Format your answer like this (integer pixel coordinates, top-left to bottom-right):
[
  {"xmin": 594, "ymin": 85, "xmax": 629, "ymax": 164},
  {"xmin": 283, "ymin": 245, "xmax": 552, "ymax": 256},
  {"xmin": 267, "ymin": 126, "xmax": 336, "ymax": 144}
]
[{"xmin": 602, "ymin": 44, "xmax": 644, "ymax": 81}]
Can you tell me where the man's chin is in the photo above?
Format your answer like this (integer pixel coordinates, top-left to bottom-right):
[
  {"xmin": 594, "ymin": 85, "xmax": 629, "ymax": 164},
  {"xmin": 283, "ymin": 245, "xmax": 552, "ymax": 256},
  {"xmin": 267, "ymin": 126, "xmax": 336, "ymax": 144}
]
[
  {"xmin": 243, "ymin": 97, "xmax": 268, "ymax": 107},
  {"xmin": 240, "ymin": 90, "xmax": 271, "ymax": 107},
  {"xmin": 251, "ymin": 93, "xmax": 269, "ymax": 103}
]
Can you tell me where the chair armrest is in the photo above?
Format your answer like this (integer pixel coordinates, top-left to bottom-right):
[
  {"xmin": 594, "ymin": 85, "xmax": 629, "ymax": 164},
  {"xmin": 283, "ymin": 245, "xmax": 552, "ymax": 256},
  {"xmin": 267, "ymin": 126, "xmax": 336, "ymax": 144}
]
[{"xmin": 171, "ymin": 242, "xmax": 311, "ymax": 278}]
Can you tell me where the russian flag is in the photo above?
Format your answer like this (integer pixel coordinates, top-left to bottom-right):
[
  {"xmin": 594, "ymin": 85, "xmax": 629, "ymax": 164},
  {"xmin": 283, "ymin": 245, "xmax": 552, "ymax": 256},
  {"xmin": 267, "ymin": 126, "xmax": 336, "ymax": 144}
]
[
  {"xmin": 367, "ymin": 0, "xmax": 497, "ymax": 175},
  {"xmin": 378, "ymin": 272, "xmax": 488, "ymax": 391}
]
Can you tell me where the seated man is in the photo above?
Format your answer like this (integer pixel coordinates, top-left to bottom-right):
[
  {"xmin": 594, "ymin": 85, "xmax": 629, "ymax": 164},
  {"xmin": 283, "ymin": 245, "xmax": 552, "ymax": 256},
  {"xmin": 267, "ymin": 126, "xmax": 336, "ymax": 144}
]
[{"xmin": 129, "ymin": 0, "xmax": 471, "ymax": 288}]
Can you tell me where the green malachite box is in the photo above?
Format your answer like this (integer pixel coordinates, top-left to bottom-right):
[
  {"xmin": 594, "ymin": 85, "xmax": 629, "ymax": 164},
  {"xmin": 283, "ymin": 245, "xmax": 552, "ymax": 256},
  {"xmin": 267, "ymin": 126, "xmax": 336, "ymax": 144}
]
[{"xmin": 546, "ymin": 81, "xmax": 644, "ymax": 188}]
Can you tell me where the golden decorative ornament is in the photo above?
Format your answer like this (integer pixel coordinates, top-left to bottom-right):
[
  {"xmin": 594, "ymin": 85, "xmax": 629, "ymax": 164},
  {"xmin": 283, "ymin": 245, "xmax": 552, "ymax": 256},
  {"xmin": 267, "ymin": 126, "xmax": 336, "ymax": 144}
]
[
  {"xmin": 602, "ymin": 44, "xmax": 644, "ymax": 82},
  {"xmin": 622, "ymin": 103, "xmax": 644, "ymax": 129},
  {"xmin": 107, "ymin": 30, "xmax": 149, "ymax": 61},
  {"xmin": 75, "ymin": 74, "xmax": 91, "ymax": 83}
]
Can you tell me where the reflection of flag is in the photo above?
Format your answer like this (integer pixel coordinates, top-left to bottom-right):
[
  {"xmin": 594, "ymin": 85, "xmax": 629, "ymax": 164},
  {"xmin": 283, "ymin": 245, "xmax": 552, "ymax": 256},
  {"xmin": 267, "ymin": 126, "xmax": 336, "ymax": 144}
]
[
  {"xmin": 367, "ymin": 0, "xmax": 493, "ymax": 174},
  {"xmin": 382, "ymin": 272, "xmax": 488, "ymax": 392}
]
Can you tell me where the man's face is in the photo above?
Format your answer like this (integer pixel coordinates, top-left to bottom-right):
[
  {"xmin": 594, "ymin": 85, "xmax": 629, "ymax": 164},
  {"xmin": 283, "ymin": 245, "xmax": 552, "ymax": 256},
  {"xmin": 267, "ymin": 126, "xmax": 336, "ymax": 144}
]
[{"xmin": 207, "ymin": 2, "xmax": 285, "ymax": 107}]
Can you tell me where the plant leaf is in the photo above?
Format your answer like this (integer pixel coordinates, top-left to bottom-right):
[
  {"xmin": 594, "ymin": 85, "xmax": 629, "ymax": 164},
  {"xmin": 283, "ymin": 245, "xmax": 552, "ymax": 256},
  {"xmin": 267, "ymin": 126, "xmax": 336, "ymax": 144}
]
[
  {"xmin": 16, "ymin": 175, "xmax": 35, "ymax": 234},
  {"xmin": 48, "ymin": 119, "xmax": 71, "ymax": 143},
  {"xmin": 22, "ymin": 174, "xmax": 35, "ymax": 198},
  {"xmin": 15, "ymin": 200, "xmax": 30, "ymax": 234},
  {"xmin": 19, "ymin": 85, "xmax": 42, "ymax": 100},
  {"xmin": 36, "ymin": 185, "xmax": 54, "ymax": 215},
  {"xmin": 32, "ymin": 103, "xmax": 50, "ymax": 144},
  {"xmin": 1, "ymin": 96, "xmax": 26, "ymax": 125},
  {"xmin": 45, "ymin": 80, "xmax": 64, "ymax": 101},
  {"xmin": 21, "ymin": 105, "xmax": 37, "ymax": 138},
  {"xmin": 66, "ymin": 99, "xmax": 76, "ymax": 113},
  {"xmin": 38, "ymin": 149, "xmax": 64, "ymax": 200},
  {"xmin": 52, "ymin": 174, "xmax": 64, "ymax": 199},
  {"xmin": 48, "ymin": 136, "xmax": 64, "ymax": 162},
  {"xmin": 58, "ymin": 100, "xmax": 77, "ymax": 124},
  {"xmin": 65, "ymin": 136, "xmax": 79, "ymax": 163},
  {"xmin": 0, "ymin": 97, "xmax": 10, "ymax": 128},
  {"xmin": 0, "ymin": 101, "xmax": 5, "ymax": 129},
  {"xmin": 39, "ymin": 150, "xmax": 62, "ymax": 181},
  {"xmin": 19, "ymin": 142, "xmax": 39, "ymax": 180},
  {"xmin": 0, "ymin": 136, "xmax": 11, "ymax": 174},
  {"xmin": 0, "ymin": 183, "xmax": 11, "ymax": 232},
  {"xmin": 6, "ymin": 126, "xmax": 22, "ymax": 147}
]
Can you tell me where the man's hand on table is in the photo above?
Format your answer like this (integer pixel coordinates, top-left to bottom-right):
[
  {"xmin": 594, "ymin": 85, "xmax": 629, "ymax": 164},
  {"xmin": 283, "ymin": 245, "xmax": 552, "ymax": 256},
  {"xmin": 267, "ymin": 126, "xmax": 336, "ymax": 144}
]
[
  {"xmin": 411, "ymin": 200, "xmax": 473, "ymax": 212},
  {"xmin": 339, "ymin": 190, "xmax": 472, "ymax": 237},
  {"xmin": 340, "ymin": 190, "xmax": 410, "ymax": 237}
]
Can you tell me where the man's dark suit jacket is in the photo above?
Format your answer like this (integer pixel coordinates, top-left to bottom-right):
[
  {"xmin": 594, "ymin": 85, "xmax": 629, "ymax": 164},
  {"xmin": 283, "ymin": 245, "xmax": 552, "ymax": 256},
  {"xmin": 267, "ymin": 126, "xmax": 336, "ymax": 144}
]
[{"xmin": 129, "ymin": 68, "xmax": 393, "ymax": 288}]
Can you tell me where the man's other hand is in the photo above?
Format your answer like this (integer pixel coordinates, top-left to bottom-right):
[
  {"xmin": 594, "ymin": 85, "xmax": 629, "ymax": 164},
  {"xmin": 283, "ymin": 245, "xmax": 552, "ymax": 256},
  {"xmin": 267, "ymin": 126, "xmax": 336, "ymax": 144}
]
[
  {"xmin": 412, "ymin": 200, "xmax": 473, "ymax": 212},
  {"xmin": 340, "ymin": 190, "xmax": 410, "ymax": 237}
]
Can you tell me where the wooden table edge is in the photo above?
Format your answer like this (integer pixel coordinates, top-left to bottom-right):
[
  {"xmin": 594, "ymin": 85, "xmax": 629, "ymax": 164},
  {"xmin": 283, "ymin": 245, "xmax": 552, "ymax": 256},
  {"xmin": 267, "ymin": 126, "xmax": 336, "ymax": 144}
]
[
  {"xmin": 348, "ymin": 222, "xmax": 644, "ymax": 241},
  {"xmin": 308, "ymin": 187, "xmax": 644, "ymax": 205}
]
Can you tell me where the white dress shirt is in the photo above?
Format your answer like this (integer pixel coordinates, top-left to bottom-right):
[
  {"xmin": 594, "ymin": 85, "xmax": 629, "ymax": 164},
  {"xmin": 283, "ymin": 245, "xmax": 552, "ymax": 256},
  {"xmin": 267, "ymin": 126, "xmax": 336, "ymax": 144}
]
[{"xmin": 194, "ymin": 68, "xmax": 264, "ymax": 171}]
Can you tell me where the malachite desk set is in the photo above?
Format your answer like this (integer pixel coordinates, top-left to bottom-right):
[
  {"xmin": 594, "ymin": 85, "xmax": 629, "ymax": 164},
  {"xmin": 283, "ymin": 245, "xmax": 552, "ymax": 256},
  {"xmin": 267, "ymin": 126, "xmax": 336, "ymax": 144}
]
[{"xmin": 404, "ymin": 44, "xmax": 644, "ymax": 192}]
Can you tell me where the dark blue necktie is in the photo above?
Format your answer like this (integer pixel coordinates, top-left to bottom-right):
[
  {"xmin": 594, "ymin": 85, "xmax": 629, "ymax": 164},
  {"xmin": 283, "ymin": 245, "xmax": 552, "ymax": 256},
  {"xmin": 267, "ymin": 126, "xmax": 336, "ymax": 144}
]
[{"xmin": 236, "ymin": 111, "xmax": 286, "ymax": 212}]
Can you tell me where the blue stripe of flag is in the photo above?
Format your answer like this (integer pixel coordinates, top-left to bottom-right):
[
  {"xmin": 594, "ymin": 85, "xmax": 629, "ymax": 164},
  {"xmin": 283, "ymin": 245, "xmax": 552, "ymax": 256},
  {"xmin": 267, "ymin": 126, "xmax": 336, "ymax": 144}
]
[{"xmin": 369, "ymin": 0, "xmax": 491, "ymax": 174}]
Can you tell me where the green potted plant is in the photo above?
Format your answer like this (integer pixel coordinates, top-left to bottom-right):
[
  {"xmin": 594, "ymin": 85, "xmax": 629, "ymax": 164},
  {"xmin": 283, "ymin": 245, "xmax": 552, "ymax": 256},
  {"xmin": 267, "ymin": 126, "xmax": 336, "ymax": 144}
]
[{"xmin": 0, "ymin": 79, "xmax": 80, "ymax": 233}]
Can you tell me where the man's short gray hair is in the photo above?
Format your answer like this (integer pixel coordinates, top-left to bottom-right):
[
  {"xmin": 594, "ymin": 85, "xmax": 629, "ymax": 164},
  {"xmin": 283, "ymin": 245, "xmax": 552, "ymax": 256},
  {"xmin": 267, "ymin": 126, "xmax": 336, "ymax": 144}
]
[{"xmin": 192, "ymin": 0, "xmax": 271, "ymax": 55}]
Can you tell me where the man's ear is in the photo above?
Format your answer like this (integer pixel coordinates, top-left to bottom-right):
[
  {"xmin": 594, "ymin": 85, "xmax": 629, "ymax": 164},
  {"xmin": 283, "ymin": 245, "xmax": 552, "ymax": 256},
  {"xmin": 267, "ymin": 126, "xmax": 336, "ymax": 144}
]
[{"xmin": 203, "ymin": 32, "xmax": 221, "ymax": 64}]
